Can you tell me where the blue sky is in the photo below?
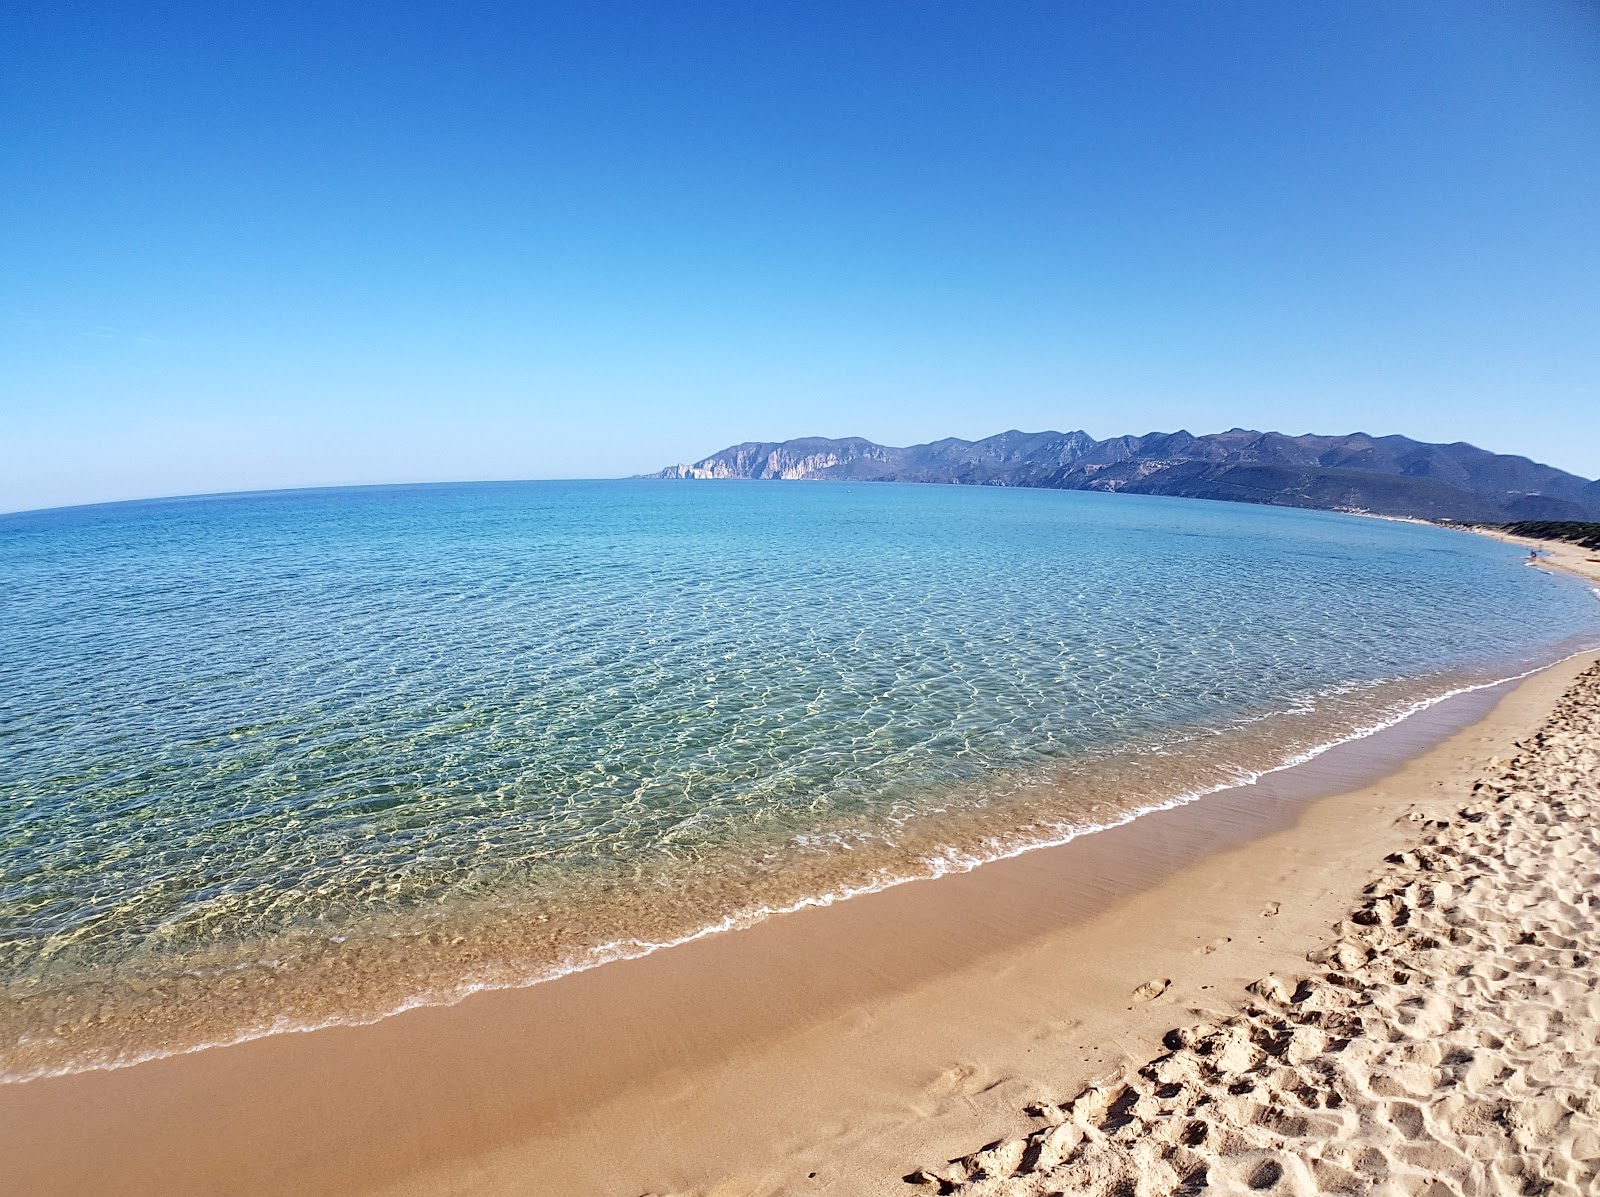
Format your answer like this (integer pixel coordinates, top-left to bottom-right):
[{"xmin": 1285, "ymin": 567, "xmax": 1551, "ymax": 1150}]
[{"xmin": 4, "ymin": 1, "xmax": 1598, "ymax": 512}]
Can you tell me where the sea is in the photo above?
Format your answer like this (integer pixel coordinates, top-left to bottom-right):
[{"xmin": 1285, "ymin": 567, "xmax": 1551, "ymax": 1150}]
[{"xmin": 2, "ymin": 479, "xmax": 1597, "ymax": 1081}]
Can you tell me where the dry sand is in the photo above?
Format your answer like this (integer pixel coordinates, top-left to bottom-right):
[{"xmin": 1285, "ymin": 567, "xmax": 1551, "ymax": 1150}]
[
  {"xmin": 909, "ymin": 659, "xmax": 1600, "ymax": 1197},
  {"xmin": 3, "ymin": 643, "xmax": 1597, "ymax": 1196}
]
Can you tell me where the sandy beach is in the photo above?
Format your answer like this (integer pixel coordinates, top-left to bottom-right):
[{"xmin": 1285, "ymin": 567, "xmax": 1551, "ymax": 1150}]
[
  {"xmin": 913, "ymin": 655, "xmax": 1600, "ymax": 1196},
  {"xmin": 3, "ymin": 613, "xmax": 1597, "ymax": 1196}
]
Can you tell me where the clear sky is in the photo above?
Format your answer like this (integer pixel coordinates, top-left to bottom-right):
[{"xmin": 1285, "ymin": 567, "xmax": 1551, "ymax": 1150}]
[{"xmin": 4, "ymin": 1, "xmax": 1598, "ymax": 513}]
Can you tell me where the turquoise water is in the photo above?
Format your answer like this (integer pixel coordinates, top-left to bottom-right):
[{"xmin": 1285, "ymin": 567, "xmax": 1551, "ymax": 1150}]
[{"xmin": 2, "ymin": 480, "xmax": 1597, "ymax": 1079}]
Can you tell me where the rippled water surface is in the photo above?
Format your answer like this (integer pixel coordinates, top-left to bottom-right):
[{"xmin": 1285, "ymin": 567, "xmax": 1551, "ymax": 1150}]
[{"xmin": 2, "ymin": 480, "xmax": 1597, "ymax": 1078}]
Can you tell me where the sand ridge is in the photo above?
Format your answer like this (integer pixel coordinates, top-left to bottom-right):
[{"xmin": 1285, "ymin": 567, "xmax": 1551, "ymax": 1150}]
[{"xmin": 909, "ymin": 663, "xmax": 1600, "ymax": 1197}]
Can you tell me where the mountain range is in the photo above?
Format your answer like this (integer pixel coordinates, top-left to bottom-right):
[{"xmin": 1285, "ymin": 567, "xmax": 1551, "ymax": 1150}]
[{"xmin": 650, "ymin": 429, "xmax": 1600, "ymax": 524}]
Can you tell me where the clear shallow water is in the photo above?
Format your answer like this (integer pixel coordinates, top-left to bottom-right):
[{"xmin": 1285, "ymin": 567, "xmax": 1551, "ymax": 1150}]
[{"xmin": 2, "ymin": 480, "xmax": 1597, "ymax": 1079}]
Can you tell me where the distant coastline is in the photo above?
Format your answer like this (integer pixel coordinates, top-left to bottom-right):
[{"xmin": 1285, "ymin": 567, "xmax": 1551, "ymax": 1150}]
[{"xmin": 649, "ymin": 427, "xmax": 1600, "ymax": 525}]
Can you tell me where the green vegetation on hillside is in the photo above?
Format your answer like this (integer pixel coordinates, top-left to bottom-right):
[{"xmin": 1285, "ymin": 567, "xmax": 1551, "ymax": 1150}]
[{"xmin": 1498, "ymin": 521, "xmax": 1600, "ymax": 551}]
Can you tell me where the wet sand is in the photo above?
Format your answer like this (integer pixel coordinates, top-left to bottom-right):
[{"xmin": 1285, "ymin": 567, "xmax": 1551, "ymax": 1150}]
[{"xmin": 3, "ymin": 645, "xmax": 1596, "ymax": 1195}]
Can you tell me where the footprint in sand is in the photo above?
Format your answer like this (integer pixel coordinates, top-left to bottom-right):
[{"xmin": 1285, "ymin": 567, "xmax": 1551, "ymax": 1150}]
[
  {"xmin": 1027, "ymin": 1017, "xmax": 1083, "ymax": 1044},
  {"xmin": 927, "ymin": 1062, "xmax": 1008, "ymax": 1100},
  {"xmin": 1132, "ymin": 977, "xmax": 1170, "ymax": 1002},
  {"xmin": 1262, "ymin": 900, "xmax": 1281, "ymax": 917},
  {"xmin": 926, "ymin": 1062, "xmax": 981, "ymax": 1098},
  {"xmin": 1196, "ymin": 936, "xmax": 1231, "ymax": 955}
]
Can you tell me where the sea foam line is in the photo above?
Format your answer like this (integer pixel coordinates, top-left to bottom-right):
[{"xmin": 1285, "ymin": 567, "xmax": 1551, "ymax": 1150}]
[{"xmin": 5, "ymin": 645, "xmax": 1597, "ymax": 1086}]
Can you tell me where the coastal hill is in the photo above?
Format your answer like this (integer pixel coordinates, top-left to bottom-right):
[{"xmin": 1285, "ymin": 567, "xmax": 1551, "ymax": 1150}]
[{"xmin": 651, "ymin": 429, "xmax": 1600, "ymax": 523}]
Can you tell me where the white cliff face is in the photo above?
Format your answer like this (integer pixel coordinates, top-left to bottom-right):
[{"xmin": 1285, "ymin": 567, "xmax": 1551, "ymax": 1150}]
[
  {"xmin": 663, "ymin": 443, "xmax": 890, "ymax": 480},
  {"xmin": 765, "ymin": 450, "xmax": 866, "ymax": 479}
]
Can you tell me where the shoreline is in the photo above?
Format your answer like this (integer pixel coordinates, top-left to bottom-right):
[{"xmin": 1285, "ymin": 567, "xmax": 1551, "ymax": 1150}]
[
  {"xmin": 1463, "ymin": 524, "xmax": 1600, "ymax": 588},
  {"xmin": 3, "ymin": 650, "xmax": 1592, "ymax": 1087},
  {"xmin": 914, "ymin": 655, "xmax": 1600, "ymax": 1194},
  {"xmin": 3, "ymin": 649, "xmax": 1595, "ymax": 1195}
]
